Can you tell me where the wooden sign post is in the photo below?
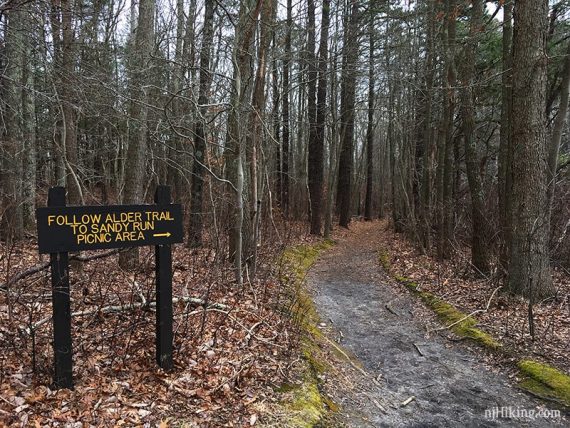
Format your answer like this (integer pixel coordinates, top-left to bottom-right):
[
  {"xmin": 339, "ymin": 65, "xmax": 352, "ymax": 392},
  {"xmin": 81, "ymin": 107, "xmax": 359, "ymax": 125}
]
[
  {"xmin": 154, "ymin": 186, "xmax": 173, "ymax": 370},
  {"xmin": 36, "ymin": 185, "xmax": 183, "ymax": 388},
  {"xmin": 48, "ymin": 187, "xmax": 73, "ymax": 389}
]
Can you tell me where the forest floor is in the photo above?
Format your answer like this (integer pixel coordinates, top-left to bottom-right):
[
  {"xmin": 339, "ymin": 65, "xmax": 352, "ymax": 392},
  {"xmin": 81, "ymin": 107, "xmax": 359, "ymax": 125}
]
[
  {"xmin": 1, "ymin": 219, "xmax": 569, "ymax": 426},
  {"xmin": 309, "ymin": 220, "xmax": 569, "ymax": 427},
  {"xmin": 0, "ymin": 224, "xmax": 308, "ymax": 427}
]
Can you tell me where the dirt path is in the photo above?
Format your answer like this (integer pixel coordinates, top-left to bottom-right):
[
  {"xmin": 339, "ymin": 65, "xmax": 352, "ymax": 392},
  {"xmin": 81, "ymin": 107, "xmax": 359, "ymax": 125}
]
[{"xmin": 308, "ymin": 221, "xmax": 567, "ymax": 427}]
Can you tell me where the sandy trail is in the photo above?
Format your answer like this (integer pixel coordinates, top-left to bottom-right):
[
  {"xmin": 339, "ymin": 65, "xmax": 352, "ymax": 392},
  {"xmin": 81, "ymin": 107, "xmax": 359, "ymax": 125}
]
[{"xmin": 308, "ymin": 221, "xmax": 566, "ymax": 427}]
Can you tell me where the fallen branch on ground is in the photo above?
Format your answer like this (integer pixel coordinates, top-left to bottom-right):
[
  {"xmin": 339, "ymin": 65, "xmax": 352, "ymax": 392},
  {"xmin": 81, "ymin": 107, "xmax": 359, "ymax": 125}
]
[
  {"xmin": 413, "ymin": 343, "xmax": 424, "ymax": 357},
  {"xmin": 429, "ymin": 286, "xmax": 501, "ymax": 334},
  {"xmin": 322, "ymin": 334, "xmax": 369, "ymax": 378},
  {"xmin": 23, "ymin": 296, "xmax": 227, "ymax": 334},
  {"xmin": 1, "ymin": 250, "xmax": 120, "ymax": 292}
]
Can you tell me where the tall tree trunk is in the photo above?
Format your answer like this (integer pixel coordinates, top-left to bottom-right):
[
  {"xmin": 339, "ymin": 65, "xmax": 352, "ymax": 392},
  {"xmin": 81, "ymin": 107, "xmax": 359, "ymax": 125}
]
[
  {"xmin": 547, "ymin": 40, "xmax": 570, "ymax": 212},
  {"xmin": 337, "ymin": 0, "xmax": 359, "ymax": 228},
  {"xmin": 169, "ymin": 0, "xmax": 187, "ymax": 201},
  {"xmin": 364, "ymin": 11, "xmax": 375, "ymax": 221},
  {"xmin": 61, "ymin": 0, "xmax": 81, "ymax": 205},
  {"xmin": 306, "ymin": 0, "xmax": 318, "ymax": 232},
  {"xmin": 459, "ymin": 0, "xmax": 490, "ymax": 274},
  {"xmin": 437, "ymin": 0, "xmax": 457, "ymax": 260},
  {"xmin": 21, "ymin": 2, "xmax": 36, "ymax": 231},
  {"xmin": 226, "ymin": 0, "xmax": 262, "ymax": 284},
  {"xmin": 272, "ymin": 35, "xmax": 281, "ymax": 208},
  {"xmin": 324, "ymin": 21, "xmax": 340, "ymax": 238},
  {"xmin": 508, "ymin": 0, "xmax": 553, "ymax": 298},
  {"xmin": 1, "ymin": 6, "xmax": 24, "ymax": 241},
  {"xmin": 418, "ymin": 0, "xmax": 435, "ymax": 249},
  {"xmin": 280, "ymin": 0, "xmax": 292, "ymax": 217},
  {"xmin": 498, "ymin": 0, "xmax": 513, "ymax": 270},
  {"xmin": 188, "ymin": 0, "xmax": 215, "ymax": 248},
  {"xmin": 308, "ymin": 0, "xmax": 330, "ymax": 234},
  {"xmin": 119, "ymin": 0, "xmax": 155, "ymax": 269},
  {"xmin": 248, "ymin": 0, "xmax": 275, "ymax": 275}
]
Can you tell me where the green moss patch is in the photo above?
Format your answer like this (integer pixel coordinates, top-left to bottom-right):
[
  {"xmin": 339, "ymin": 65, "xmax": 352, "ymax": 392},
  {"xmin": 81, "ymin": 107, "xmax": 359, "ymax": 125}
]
[
  {"xmin": 378, "ymin": 249, "xmax": 391, "ymax": 272},
  {"xmin": 518, "ymin": 360, "xmax": 570, "ymax": 407},
  {"xmin": 282, "ymin": 240, "xmax": 335, "ymax": 283},
  {"xmin": 377, "ymin": 248, "xmax": 501, "ymax": 350},
  {"xmin": 276, "ymin": 240, "xmax": 338, "ymax": 427},
  {"xmin": 378, "ymin": 246, "xmax": 570, "ymax": 409},
  {"xmin": 395, "ymin": 276, "xmax": 500, "ymax": 349},
  {"xmin": 286, "ymin": 375, "xmax": 325, "ymax": 427}
]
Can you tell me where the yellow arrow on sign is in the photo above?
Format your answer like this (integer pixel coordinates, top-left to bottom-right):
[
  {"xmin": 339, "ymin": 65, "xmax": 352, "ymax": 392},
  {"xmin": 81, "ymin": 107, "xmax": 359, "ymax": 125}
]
[{"xmin": 153, "ymin": 232, "xmax": 171, "ymax": 237}]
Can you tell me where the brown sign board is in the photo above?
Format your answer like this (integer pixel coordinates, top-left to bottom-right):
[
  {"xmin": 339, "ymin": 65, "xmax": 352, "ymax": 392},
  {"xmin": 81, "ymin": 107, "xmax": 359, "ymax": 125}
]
[{"xmin": 36, "ymin": 204, "xmax": 183, "ymax": 254}]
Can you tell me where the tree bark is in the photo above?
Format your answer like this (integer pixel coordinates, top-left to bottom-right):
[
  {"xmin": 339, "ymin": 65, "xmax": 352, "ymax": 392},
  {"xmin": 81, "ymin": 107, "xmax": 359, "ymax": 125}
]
[
  {"xmin": 547, "ymin": 40, "xmax": 570, "ymax": 212},
  {"xmin": 437, "ymin": 0, "xmax": 457, "ymax": 261},
  {"xmin": 1, "ymin": 5, "xmax": 25, "ymax": 241},
  {"xmin": 119, "ymin": 0, "xmax": 155, "ymax": 269},
  {"xmin": 188, "ymin": 0, "xmax": 215, "ymax": 248},
  {"xmin": 308, "ymin": 0, "xmax": 330, "ymax": 234},
  {"xmin": 21, "ymin": 2, "xmax": 36, "ymax": 231},
  {"xmin": 280, "ymin": 0, "xmax": 292, "ymax": 217},
  {"xmin": 459, "ymin": 0, "xmax": 490, "ymax": 274},
  {"xmin": 307, "ymin": 0, "xmax": 318, "ymax": 232},
  {"xmin": 364, "ymin": 11, "xmax": 375, "ymax": 221},
  {"xmin": 418, "ymin": 0, "xmax": 435, "ymax": 249},
  {"xmin": 248, "ymin": 0, "xmax": 275, "ymax": 275},
  {"xmin": 337, "ymin": 0, "xmax": 360, "ymax": 228},
  {"xmin": 498, "ymin": 0, "xmax": 513, "ymax": 270},
  {"xmin": 61, "ymin": 0, "xmax": 81, "ymax": 205},
  {"xmin": 225, "ymin": 0, "xmax": 262, "ymax": 283},
  {"xmin": 508, "ymin": 0, "xmax": 553, "ymax": 299}
]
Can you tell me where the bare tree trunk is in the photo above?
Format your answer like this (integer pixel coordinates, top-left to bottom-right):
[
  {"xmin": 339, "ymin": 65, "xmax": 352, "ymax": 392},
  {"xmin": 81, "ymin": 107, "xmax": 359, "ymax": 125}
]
[
  {"xmin": 61, "ymin": 0, "xmax": 81, "ymax": 205},
  {"xmin": 324, "ymin": 23, "xmax": 340, "ymax": 239},
  {"xmin": 418, "ymin": 0, "xmax": 435, "ymax": 249},
  {"xmin": 547, "ymin": 40, "xmax": 570, "ymax": 211},
  {"xmin": 437, "ymin": 0, "xmax": 457, "ymax": 260},
  {"xmin": 459, "ymin": 0, "xmax": 490, "ymax": 274},
  {"xmin": 364, "ymin": 11, "xmax": 375, "ymax": 221},
  {"xmin": 119, "ymin": 0, "xmax": 155, "ymax": 269},
  {"xmin": 272, "ymin": 35, "xmax": 281, "ymax": 208},
  {"xmin": 188, "ymin": 0, "xmax": 215, "ymax": 248},
  {"xmin": 248, "ymin": 0, "xmax": 275, "ymax": 275},
  {"xmin": 168, "ymin": 0, "xmax": 187, "ymax": 201},
  {"xmin": 1, "ymin": 5, "xmax": 24, "ymax": 241},
  {"xmin": 226, "ymin": 0, "xmax": 262, "ymax": 284},
  {"xmin": 498, "ymin": 0, "xmax": 513, "ymax": 269},
  {"xmin": 280, "ymin": 0, "xmax": 292, "ymax": 217},
  {"xmin": 508, "ymin": 0, "xmax": 553, "ymax": 299},
  {"xmin": 21, "ymin": 3, "xmax": 36, "ymax": 231},
  {"xmin": 337, "ymin": 0, "xmax": 360, "ymax": 228},
  {"xmin": 307, "ymin": 0, "xmax": 319, "ymax": 233}
]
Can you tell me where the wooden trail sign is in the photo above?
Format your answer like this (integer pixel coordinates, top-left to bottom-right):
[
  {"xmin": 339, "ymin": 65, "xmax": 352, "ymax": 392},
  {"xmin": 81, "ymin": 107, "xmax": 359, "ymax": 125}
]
[
  {"xmin": 36, "ymin": 204, "xmax": 183, "ymax": 253},
  {"xmin": 37, "ymin": 186, "xmax": 182, "ymax": 389}
]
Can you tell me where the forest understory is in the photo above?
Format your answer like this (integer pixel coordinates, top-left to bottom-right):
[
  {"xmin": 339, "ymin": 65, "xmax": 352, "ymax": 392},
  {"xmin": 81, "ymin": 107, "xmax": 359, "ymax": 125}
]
[
  {"xmin": 308, "ymin": 220, "xmax": 569, "ymax": 426},
  {"xmin": 2, "ymin": 0, "xmax": 570, "ymax": 425},
  {"xmin": 376, "ymin": 219, "xmax": 570, "ymax": 377},
  {"xmin": 1, "ymin": 217, "xmax": 570, "ymax": 426},
  {"xmin": 0, "ymin": 221, "xmax": 315, "ymax": 426}
]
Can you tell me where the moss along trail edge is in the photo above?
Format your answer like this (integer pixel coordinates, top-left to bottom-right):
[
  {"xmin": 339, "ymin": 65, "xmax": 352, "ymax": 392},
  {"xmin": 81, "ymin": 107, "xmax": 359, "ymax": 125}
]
[{"xmin": 305, "ymin": 221, "xmax": 568, "ymax": 427}]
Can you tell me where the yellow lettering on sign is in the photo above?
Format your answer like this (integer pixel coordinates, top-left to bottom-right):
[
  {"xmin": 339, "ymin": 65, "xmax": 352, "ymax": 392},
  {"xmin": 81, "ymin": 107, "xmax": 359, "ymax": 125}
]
[
  {"xmin": 47, "ymin": 208, "xmax": 174, "ymax": 248},
  {"xmin": 145, "ymin": 211, "xmax": 174, "ymax": 222}
]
